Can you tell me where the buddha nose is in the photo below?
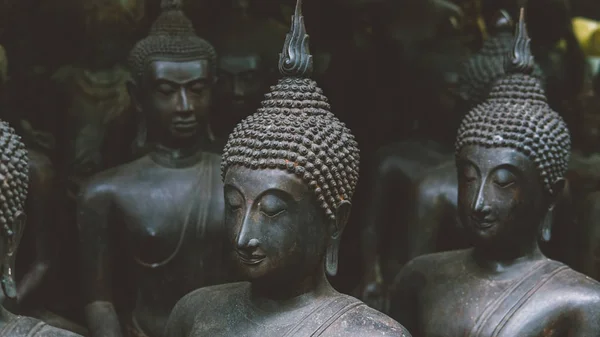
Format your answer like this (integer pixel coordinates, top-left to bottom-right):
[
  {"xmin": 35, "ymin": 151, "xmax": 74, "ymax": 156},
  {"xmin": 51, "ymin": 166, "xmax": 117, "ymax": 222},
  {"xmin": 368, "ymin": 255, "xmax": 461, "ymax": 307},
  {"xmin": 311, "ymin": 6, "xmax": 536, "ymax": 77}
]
[
  {"xmin": 473, "ymin": 186, "xmax": 492, "ymax": 216},
  {"xmin": 236, "ymin": 216, "xmax": 259, "ymax": 252},
  {"xmin": 233, "ymin": 78, "xmax": 245, "ymax": 98},
  {"xmin": 177, "ymin": 89, "xmax": 194, "ymax": 112}
]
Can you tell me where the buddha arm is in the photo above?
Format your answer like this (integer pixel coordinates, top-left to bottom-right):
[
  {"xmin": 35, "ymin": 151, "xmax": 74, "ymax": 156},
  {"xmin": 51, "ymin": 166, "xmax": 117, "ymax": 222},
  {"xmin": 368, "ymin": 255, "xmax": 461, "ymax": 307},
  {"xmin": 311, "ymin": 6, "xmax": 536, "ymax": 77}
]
[
  {"xmin": 77, "ymin": 181, "xmax": 123, "ymax": 337},
  {"xmin": 17, "ymin": 152, "xmax": 54, "ymax": 304},
  {"xmin": 569, "ymin": 301, "xmax": 600, "ymax": 336},
  {"xmin": 388, "ymin": 260, "xmax": 420, "ymax": 335}
]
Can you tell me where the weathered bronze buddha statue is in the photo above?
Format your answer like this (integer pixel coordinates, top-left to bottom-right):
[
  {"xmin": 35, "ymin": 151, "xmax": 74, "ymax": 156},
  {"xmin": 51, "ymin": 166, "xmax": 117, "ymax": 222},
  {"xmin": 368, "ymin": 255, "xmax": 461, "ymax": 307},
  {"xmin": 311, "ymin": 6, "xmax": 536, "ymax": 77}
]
[
  {"xmin": 77, "ymin": 1, "xmax": 229, "ymax": 336},
  {"xmin": 209, "ymin": 0, "xmax": 288, "ymax": 138},
  {"xmin": 165, "ymin": 1, "xmax": 411, "ymax": 336},
  {"xmin": 389, "ymin": 9, "xmax": 600, "ymax": 336},
  {"xmin": 0, "ymin": 120, "xmax": 81, "ymax": 337},
  {"xmin": 359, "ymin": 9, "xmax": 538, "ymax": 311}
]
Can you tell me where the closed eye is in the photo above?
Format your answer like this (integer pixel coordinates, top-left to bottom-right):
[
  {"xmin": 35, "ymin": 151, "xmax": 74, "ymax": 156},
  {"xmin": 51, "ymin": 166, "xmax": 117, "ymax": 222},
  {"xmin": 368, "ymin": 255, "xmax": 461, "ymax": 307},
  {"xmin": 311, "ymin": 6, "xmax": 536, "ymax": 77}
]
[
  {"xmin": 260, "ymin": 209, "xmax": 286, "ymax": 218},
  {"xmin": 494, "ymin": 180, "xmax": 515, "ymax": 188}
]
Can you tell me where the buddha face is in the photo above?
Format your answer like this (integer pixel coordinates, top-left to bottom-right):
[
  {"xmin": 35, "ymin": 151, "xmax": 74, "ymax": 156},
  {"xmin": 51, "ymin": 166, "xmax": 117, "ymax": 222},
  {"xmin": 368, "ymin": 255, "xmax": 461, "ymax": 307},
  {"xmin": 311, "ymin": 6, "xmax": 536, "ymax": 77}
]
[
  {"xmin": 134, "ymin": 59, "xmax": 213, "ymax": 145},
  {"xmin": 215, "ymin": 53, "xmax": 266, "ymax": 123},
  {"xmin": 456, "ymin": 145, "xmax": 550, "ymax": 249},
  {"xmin": 224, "ymin": 166, "xmax": 329, "ymax": 286}
]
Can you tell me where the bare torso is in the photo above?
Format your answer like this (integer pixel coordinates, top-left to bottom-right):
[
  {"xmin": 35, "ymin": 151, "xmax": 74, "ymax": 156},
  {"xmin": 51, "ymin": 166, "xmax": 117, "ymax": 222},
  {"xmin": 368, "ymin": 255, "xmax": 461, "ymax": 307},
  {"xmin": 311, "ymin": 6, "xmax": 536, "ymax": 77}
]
[{"xmin": 79, "ymin": 151, "xmax": 229, "ymax": 337}]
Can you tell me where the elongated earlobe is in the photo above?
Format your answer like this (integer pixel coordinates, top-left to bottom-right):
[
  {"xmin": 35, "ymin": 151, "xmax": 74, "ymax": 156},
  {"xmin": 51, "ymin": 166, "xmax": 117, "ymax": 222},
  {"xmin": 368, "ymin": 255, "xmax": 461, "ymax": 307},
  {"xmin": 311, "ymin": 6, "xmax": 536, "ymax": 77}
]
[{"xmin": 325, "ymin": 201, "xmax": 351, "ymax": 277}]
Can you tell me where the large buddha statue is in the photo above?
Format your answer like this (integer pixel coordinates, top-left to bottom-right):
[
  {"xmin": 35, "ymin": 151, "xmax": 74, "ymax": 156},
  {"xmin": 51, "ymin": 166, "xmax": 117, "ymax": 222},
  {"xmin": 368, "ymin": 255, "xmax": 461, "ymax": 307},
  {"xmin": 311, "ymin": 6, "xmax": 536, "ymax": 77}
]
[
  {"xmin": 0, "ymin": 120, "xmax": 81, "ymax": 337},
  {"xmin": 77, "ymin": 1, "xmax": 229, "ymax": 336},
  {"xmin": 209, "ymin": 0, "xmax": 288, "ymax": 139},
  {"xmin": 165, "ymin": 1, "xmax": 411, "ymax": 336},
  {"xmin": 359, "ymin": 9, "xmax": 537, "ymax": 311},
  {"xmin": 402, "ymin": 8, "xmax": 548, "ymax": 264},
  {"xmin": 389, "ymin": 9, "xmax": 600, "ymax": 336}
]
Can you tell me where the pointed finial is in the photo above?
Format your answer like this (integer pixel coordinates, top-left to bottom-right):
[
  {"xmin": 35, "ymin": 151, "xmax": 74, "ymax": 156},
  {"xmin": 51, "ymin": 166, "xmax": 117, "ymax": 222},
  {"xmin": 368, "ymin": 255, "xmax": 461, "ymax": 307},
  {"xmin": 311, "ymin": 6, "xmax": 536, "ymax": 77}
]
[
  {"xmin": 161, "ymin": 0, "xmax": 182, "ymax": 11},
  {"xmin": 505, "ymin": 7, "xmax": 535, "ymax": 75},
  {"xmin": 278, "ymin": 0, "xmax": 313, "ymax": 77}
]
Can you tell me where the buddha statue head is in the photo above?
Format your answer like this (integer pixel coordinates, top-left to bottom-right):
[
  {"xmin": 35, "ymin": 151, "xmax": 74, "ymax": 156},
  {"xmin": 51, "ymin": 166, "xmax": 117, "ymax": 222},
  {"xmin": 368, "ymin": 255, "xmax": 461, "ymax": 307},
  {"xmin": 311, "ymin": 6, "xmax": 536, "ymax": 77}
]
[
  {"xmin": 221, "ymin": 0, "xmax": 359, "ymax": 294},
  {"xmin": 211, "ymin": 1, "xmax": 287, "ymax": 136},
  {"xmin": 127, "ymin": 0, "xmax": 217, "ymax": 150},
  {"xmin": 455, "ymin": 8, "xmax": 570, "ymax": 258},
  {"xmin": 0, "ymin": 121, "xmax": 28, "ymax": 304}
]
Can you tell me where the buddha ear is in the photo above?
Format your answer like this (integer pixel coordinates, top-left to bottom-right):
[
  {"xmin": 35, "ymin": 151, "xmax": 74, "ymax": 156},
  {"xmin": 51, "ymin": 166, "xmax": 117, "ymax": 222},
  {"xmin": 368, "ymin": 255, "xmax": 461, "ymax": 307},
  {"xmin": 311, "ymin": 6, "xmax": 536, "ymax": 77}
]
[
  {"xmin": 126, "ymin": 80, "xmax": 143, "ymax": 113},
  {"xmin": 325, "ymin": 200, "xmax": 351, "ymax": 277},
  {"xmin": 541, "ymin": 178, "xmax": 566, "ymax": 243},
  {"xmin": 7, "ymin": 212, "xmax": 26, "ymax": 255},
  {"xmin": 548, "ymin": 178, "xmax": 566, "ymax": 211},
  {"xmin": 1, "ymin": 211, "xmax": 25, "ymax": 299}
]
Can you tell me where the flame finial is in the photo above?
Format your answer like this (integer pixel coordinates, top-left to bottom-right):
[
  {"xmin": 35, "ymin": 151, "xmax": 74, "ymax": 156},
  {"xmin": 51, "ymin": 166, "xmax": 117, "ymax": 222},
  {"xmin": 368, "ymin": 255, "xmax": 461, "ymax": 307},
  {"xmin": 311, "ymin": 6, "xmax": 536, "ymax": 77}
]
[
  {"xmin": 278, "ymin": 0, "xmax": 313, "ymax": 77},
  {"xmin": 505, "ymin": 7, "xmax": 535, "ymax": 75}
]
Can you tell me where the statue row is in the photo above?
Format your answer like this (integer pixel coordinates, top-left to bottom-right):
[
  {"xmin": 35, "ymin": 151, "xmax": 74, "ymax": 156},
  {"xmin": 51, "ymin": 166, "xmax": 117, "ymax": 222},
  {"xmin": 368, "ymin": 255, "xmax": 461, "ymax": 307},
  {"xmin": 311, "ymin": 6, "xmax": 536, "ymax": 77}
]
[{"xmin": 0, "ymin": 0, "xmax": 599, "ymax": 336}]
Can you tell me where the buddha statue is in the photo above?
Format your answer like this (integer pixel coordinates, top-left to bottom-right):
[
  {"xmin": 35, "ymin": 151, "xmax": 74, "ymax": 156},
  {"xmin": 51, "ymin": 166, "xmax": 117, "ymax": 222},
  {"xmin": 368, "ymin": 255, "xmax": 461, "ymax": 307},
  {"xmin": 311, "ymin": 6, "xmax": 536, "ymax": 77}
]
[
  {"xmin": 389, "ymin": 9, "xmax": 600, "ymax": 336},
  {"xmin": 358, "ymin": 9, "xmax": 539, "ymax": 311},
  {"xmin": 209, "ymin": 0, "xmax": 288, "ymax": 139},
  {"xmin": 77, "ymin": 1, "xmax": 229, "ymax": 336},
  {"xmin": 164, "ymin": 1, "xmax": 411, "ymax": 336},
  {"xmin": 401, "ymin": 8, "xmax": 548, "ymax": 260},
  {"xmin": 0, "ymin": 120, "xmax": 81, "ymax": 337}
]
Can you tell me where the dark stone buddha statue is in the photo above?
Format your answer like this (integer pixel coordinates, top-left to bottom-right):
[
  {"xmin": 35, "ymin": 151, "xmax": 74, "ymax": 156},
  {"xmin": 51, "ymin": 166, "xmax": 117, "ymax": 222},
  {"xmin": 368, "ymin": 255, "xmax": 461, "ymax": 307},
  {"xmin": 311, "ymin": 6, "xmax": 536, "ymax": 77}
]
[
  {"xmin": 77, "ymin": 1, "xmax": 229, "ymax": 336},
  {"xmin": 209, "ymin": 0, "xmax": 288, "ymax": 139},
  {"xmin": 0, "ymin": 120, "xmax": 81, "ymax": 337},
  {"xmin": 401, "ymin": 8, "xmax": 551, "ymax": 265},
  {"xmin": 389, "ymin": 10, "xmax": 600, "ymax": 336},
  {"xmin": 165, "ymin": 2, "xmax": 411, "ymax": 336},
  {"xmin": 358, "ymin": 9, "xmax": 542, "ymax": 311}
]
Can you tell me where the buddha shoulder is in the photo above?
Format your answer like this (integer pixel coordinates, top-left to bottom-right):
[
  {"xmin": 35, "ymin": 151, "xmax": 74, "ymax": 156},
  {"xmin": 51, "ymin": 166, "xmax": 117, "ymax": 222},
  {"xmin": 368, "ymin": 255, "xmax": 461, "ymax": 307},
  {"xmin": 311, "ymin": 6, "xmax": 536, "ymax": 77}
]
[
  {"xmin": 78, "ymin": 156, "xmax": 156, "ymax": 202},
  {"xmin": 543, "ymin": 266, "xmax": 600, "ymax": 314},
  {"xmin": 3, "ymin": 316, "xmax": 83, "ymax": 337},
  {"xmin": 321, "ymin": 300, "xmax": 412, "ymax": 337},
  {"xmin": 168, "ymin": 282, "xmax": 249, "ymax": 321},
  {"xmin": 397, "ymin": 250, "xmax": 466, "ymax": 280}
]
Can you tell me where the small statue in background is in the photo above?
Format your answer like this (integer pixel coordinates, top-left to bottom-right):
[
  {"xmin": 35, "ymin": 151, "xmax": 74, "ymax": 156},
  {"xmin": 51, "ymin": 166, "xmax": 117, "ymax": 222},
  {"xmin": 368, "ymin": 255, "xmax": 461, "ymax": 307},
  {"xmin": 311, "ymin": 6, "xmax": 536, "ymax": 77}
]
[
  {"xmin": 52, "ymin": 0, "xmax": 142, "ymax": 201},
  {"xmin": 208, "ymin": 0, "xmax": 287, "ymax": 138},
  {"xmin": 0, "ymin": 120, "xmax": 81, "ymax": 337},
  {"xmin": 78, "ymin": 1, "xmax": 229, "ymax": 336}
]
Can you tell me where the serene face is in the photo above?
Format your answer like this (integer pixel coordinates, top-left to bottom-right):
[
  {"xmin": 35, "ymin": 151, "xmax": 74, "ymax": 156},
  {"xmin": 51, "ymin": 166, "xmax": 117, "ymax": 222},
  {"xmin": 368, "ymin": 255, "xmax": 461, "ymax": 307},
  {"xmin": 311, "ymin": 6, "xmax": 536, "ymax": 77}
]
[
  {"xmin": 139, "ymin": 60, "xmax": 213, "ymax": 144},
  {"xmin": 215, "ymin": 53, "xmax": 266, "ymax": 119},
  {"xmin": 457, "ymin": 145, "xmax": 548, "ymax": 249},
  {"xmin": 224, "ymin": 166, "xmax": 328, "ymax": 286}
]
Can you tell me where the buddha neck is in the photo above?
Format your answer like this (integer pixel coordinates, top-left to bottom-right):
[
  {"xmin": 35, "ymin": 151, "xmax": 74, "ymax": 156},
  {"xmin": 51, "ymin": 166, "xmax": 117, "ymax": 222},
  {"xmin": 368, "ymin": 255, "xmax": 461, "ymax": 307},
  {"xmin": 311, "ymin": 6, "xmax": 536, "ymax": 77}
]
[
  {"xmin": 248, "ymin": 266, "xmax": 335, "ymax": 314},
  {"xmin": 149, "ymin": 137, "xmax": 207, "ymax": 169},
  {"xmin": 470, "ymin": 239, "xmax": 545, "ymax": 276}
]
